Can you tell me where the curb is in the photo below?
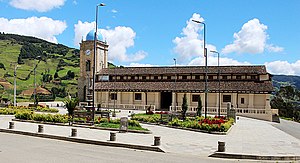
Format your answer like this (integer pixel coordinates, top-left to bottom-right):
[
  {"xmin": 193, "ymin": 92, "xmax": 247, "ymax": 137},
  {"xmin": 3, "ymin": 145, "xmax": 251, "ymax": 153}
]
[
  {"xmin": 209, "ymin": 152, "xmax": 300, "ymax": 161},
  {"xmin": 12, "ymin": 119, "xmax": 152, "ymax": 134},
  {"xmin": 0, "ymin": 128, "xmax": 164, "ymax": 153}
]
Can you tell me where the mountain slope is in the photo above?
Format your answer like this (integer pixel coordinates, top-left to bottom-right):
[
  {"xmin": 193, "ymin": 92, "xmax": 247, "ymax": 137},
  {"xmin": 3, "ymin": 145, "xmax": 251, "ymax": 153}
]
[
  {"xmin": 272, "ymin": 75, "xmax": 300, "ymax": 90},
  {"xmin": 0, "ymin": 33, "xmax": 80, "ymax": 101}
]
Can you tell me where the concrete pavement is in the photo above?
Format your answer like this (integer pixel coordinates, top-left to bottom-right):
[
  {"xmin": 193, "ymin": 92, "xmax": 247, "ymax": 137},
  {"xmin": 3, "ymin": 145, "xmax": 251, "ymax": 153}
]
[
  {"xmin": 272, "ymin": 118, "xmax": 300, "ymax": 140},
  {"xmin": 0, "ymin": 114, "xmax": 300, "ymax": 161}
]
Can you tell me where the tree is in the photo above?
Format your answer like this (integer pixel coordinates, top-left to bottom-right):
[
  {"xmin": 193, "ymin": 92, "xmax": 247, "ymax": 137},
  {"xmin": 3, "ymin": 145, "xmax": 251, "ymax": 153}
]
[
  {"xmin": 196, "ymin": 96, "xmax": 202, "ymax": 117},
  {"xmin": 54, "ymin": 72, "xmax": 58, "ymax": 79},
  {"xmin": 0, "ymin": 63, "xmax": 5, "ymax": 70},
  {"xmin": 66, "ymin": 70, "xmax": 75, "ymax": 79},
  {"xmin": 63, "ymin": 97, "xmax": 78, "ymax": 125},
  {"xmin": 182, "ymin": 94, "xmax": 188, "ymax": 120},
  {"xmin": 271, "ymin": 86, "xmax": 300, "ymax": 122}
]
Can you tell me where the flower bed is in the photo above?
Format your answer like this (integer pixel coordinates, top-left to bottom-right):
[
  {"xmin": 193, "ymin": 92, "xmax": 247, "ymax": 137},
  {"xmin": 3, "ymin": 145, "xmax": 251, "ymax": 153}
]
[
  {"xmin": 15, "ymin": 111, "xmax": 69, "ymax": 123},
  {"xmin": 132, "ymin": 113, "xmax": 234, "ymax": 133},
  {"xmin": 95, "ymin": 118, "xmax": 148, "ymax": 131},
  {"xmin": 13, "ymin": 111, "xmax": 148, "ymax": 131}
]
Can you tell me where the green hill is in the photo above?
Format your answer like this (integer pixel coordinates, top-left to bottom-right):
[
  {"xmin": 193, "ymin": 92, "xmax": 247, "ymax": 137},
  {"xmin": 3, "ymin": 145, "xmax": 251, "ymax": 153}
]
[
  {"xmin": 272, "ymin": 75, "xmax": 300, "ymax": 91},
  {"xmin": 0, "ymin": 33, "xmax": 80, "ymax": 102}
]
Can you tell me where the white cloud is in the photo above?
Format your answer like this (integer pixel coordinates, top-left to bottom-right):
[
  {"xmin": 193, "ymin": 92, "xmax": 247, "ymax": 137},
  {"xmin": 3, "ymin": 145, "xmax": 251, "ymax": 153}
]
[
  {"xmin": 101, "ymin": 27, "xmax": 147, "ymax": 62},
  {"xmin": 265, "ymin": 60, "xmax": 300, "ymax": 75},
  {"xmin": 266, "ymin": 44, "xmax": 284, "ymax": 52},
  {"xmin": 222, "ymin": 18, "xmax": 283, "ymax": 54},
  {"xmin": 173, "ymin": 13, "xmax": 216, "ymax": 63},
  {"xmin": 73, "ymin": 0, "xmax": 77, "ymax": 5},
  {"xmin": 74, "ymin": 21, "xmax": 147, "ymax": 62},
  {"xmin": 0, "ymin": 17, "xmax": 67, "ymax": 43},
  {"xmin": 9, "ymin": 0, "xmax": 65, "ymax": 12},
  {"xmin": 111, "ymin": 9, "xmax": 117, "ymax": 13}
]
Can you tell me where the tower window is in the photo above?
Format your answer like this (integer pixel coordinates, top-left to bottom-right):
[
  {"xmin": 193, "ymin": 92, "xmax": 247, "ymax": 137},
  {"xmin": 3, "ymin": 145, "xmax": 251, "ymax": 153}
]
[{"xmin": 86, "ymin": 60, "xmax": 91, "ymax": 71}]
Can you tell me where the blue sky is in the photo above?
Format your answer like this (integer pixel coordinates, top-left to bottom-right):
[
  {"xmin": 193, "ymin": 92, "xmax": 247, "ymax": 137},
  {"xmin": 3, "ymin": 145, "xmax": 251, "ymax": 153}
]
[{"xmin": 0, "ymin": 0, "xmax": 299, "ymax": 75}]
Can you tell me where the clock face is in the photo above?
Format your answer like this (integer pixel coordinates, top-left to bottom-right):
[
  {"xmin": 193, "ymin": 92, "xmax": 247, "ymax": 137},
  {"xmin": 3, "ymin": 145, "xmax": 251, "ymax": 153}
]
[{"xmin": 85, "ymin": 49, "xmax": 91, "ymax": 56}]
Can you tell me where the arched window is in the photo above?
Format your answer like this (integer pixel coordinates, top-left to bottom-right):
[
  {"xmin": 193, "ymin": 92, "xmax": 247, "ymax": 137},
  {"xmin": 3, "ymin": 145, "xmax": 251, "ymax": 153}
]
[{"xmin": 86, "ymin": 60, "xmax": 91, "ymax": 71}]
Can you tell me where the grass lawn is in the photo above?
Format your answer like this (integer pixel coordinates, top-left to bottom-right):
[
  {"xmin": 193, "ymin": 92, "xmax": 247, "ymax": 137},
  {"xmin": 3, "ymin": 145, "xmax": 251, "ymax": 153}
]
[{"xmin": 96, "ymin": 122, "xmax": 149, "ymax": 131}]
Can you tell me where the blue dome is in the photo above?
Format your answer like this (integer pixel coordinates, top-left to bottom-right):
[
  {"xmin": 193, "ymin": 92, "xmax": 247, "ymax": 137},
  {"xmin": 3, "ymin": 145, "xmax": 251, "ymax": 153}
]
[{"xmin": 86, "ymin": 30, "xmax": 103, "ymax": 41}]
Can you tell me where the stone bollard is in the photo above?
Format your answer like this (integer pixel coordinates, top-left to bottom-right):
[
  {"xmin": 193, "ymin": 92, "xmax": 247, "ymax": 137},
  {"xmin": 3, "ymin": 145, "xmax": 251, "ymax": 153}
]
[
  {"xmin": 9, "ymin": 122, "xmax": 14, "ymax": 129},
  {"xmin": 110, "ymin": 132, "xmax": 116, "ymax": 141},
  {"xmin": 154, "ymin": 136, "xmax": 161, "ymax": 146},
  {"xmin": 218, "ymin": 141, "xmax": 225, "ymax": 152},
  {"xmin": 71, "ymin": 128, "xmax": 77, "ymax": 137},
  {"xmin": 38, "ymin": 125, "xmax": 44, "ymax": 133}
]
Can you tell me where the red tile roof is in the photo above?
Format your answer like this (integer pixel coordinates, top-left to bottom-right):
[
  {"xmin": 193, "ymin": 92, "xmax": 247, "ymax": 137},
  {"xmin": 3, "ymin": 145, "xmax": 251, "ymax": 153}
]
[
  {"xmin": 95, "ymin": 81, "xmax": 273, "ymax": 92},
  {"xmin": 100, "ymin": 65, "xmax": 268, "ymax": 75},
  {"xmin": 95, "ymin": 65, "xmax": 273, "ymax": 93}
]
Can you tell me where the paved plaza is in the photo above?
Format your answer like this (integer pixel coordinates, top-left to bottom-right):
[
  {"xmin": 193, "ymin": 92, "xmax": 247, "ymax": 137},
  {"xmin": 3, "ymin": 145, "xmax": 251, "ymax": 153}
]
[{"xmin": 0, "ymin": 109, "xmax": 300, "ymax": 161}]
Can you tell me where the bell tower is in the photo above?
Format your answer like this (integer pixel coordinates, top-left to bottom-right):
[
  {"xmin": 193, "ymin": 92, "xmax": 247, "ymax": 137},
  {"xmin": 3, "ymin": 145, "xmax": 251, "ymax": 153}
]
[{"xmin": 78, "ymin": 31, "xmax": 108, "ymax": 102}]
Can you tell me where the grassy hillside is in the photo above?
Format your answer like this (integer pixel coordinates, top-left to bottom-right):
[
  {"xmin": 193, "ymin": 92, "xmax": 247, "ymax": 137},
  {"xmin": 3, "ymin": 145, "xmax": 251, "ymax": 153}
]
[
  {"xmin": 0, "ymin": 33, "xmax": 80, "ymax": 102},
  {"xmin": 272, "ymin": 75, "xmax": 300, "ymax": 91}
]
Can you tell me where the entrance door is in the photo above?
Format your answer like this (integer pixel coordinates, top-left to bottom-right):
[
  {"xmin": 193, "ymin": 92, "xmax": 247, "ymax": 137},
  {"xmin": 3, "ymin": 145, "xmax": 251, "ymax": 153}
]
[{"xmin": 160, "ymin": 92, "xmax": 172, "ymax": 111}]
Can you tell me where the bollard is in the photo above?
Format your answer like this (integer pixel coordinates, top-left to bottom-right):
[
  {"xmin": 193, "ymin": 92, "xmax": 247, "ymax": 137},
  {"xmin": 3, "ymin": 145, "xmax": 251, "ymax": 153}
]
[
  {"xmin": 71, "ymin": 128, "xmax": 77, "ymax": 137},
  {"xmin": 9, "ymin": 122, "xmax": 14, "ymax": 129},
  {"xmin": 218, "ymin": 141, "xmax": 225, "ymax": 152},
  {"xmin": 38, "ymin": 125, "xmax": 44, "ymax": 133},
  {"xmin": 154, "ymin": 136, "xmax": 161, "ymax": 146},
  {"xmin": 110, "ymin": 132, "xmax": 116, "ymax": 141}
]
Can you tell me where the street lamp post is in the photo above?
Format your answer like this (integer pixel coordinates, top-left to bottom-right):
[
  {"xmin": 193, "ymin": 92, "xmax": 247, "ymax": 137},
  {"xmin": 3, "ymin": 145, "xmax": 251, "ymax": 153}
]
[
  {"xmin": 93, "ymin": 3, "xmax": 106, "ymax": 123},
  {"xmin": 11, "ymin": 63, "xmax": 19, "ymax": 107},
  {"xmin": 173, "ymin": 58, "xmax": 177, "ymax": 111},
  {"xmin": 210, "ymin": 50, "xmax": 220, "ymax": 117},
  {"xmin": 34, "ymin": 56, "xmax": 40, "ymax": 107},
  {"xmin": 192, "ymin": 20, "xmax": 208, "ymax": 118}
]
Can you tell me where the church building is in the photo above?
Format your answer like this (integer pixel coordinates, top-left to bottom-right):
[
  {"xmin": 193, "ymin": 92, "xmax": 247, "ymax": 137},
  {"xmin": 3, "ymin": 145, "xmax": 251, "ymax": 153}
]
[{"xmin": 78, "ymin": 31, "xmax": 275, "ymax": 121}]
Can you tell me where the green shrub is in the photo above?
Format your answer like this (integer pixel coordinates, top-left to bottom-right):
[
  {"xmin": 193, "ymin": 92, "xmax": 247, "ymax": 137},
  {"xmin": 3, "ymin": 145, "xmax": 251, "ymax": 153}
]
[
  {"xmin": 168, "ymin": 118, "xmax": 181, "ymax": 126},
  {"xmin": 128, "ymin": 120, "xmax": 141, "ymax": 127},
  {"xmin": 0, "ymin": 108, "xmax": 15, "ymax": 115},
  {"xmin": 211, "ymin": 124, "xmax": 220, "ymax": 131},
  {"xmin": 5, "ymin": 106, "xmax": 58, "ymax": 113},
  {"xmin": 100, "ymin": 118, "xmax": 109, "ymax": 123},
  {"xmin": 15, "ymin": 111, "xmax": 68, "ymax": 123},
  {"xmin": 15, "ymin": 111, "xmax": 33, "ymax": 120},
  {"xmin": 37, "ymin": 107, "xmax": 59, "ymax": 113},
  {"xmin": 32, "ymin": 113, "xmax": 44, "ymax": 121},
  {"xmin": 220, "ymin": 123, "xmax": 231, "ymax": 132},
  {"xmin": 110, "ymin": 118, "xmax": 120, "ymax": 124}
]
